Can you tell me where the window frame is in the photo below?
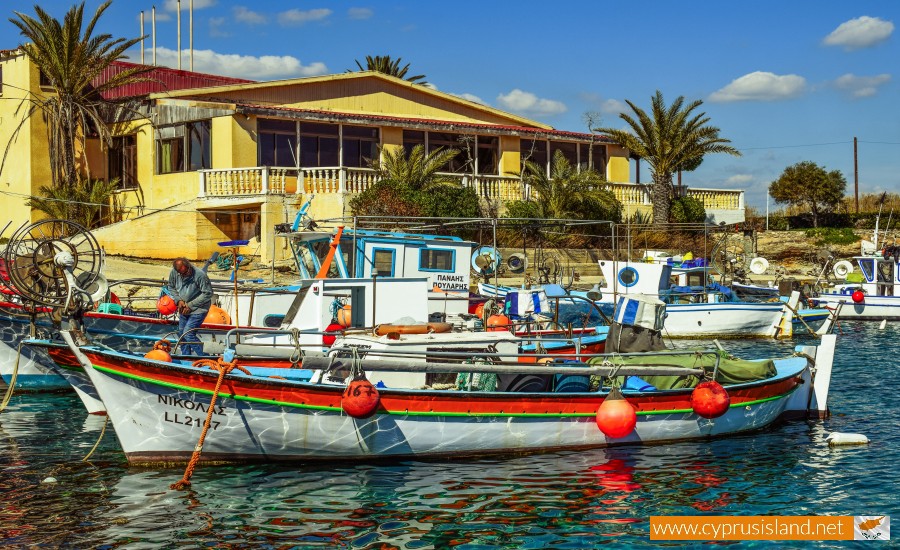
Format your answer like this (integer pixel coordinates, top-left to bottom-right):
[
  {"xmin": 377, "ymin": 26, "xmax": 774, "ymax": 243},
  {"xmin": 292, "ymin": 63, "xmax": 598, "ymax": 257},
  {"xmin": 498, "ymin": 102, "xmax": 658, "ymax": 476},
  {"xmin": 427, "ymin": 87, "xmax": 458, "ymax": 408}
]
[
  {"xmin": 418, "ymin": 248, "xmax": 456, "ymax": 273},
  {"xmin": 371, "ymin": 247, "xmax": 396, "ymax": 277},
  {"xmin": 155, "ymin": 120, "xmax": 211, "ymax": 175},
  {"xmin": 108, "ymin": 134, "xmax": 138, "ymax": 190}
]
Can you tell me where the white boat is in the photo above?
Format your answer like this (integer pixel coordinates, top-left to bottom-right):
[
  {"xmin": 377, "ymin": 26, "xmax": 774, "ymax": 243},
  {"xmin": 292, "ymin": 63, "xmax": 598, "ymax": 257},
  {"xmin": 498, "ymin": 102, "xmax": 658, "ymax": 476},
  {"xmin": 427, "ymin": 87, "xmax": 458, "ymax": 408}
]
[{"xmin": 812, "ymin": 250, "xmax": 900, "ymax": 320}]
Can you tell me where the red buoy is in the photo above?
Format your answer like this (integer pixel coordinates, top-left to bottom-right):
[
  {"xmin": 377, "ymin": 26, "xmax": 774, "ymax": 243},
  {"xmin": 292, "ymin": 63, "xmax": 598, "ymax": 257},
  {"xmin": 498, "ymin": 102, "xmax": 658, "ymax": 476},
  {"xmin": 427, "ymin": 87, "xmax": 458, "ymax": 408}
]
[
  {"xmin": 595, "ymin": 387, "xmax": 637, "ymax": 438},
  {"xmin": 486, "ymin": 314, "xmax": 511, "ymax": 332},
  {"xmin": 322, "ymin": 322, "xmax": 344, "ymax": 346},
  {"xmin": 342, "ymin": 376, "xmax": 380, "ymax": 418},
  {"xmin": 144, "ymin": 340, "xmax": 172, "ymax": 362},
  {"xmin": 157, "ymin": 295, "xmax": 177, "ymax": 315},
  {"xmin": 691, "ymin": 380, "xmax": 730, "ymax": 418},
  {"xmin": 851, "ymin": 290, "xmax": 865, "ymax": 304}
]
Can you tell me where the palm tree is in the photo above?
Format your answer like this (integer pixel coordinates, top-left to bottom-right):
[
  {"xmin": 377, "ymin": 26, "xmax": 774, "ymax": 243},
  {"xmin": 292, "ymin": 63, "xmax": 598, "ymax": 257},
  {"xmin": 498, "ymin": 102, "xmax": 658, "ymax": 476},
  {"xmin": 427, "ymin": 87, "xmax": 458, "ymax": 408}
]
[
  {"xmin": 521, "ymin": 150, "xmax": 621, "ymax": 221},
  {"xmin": 5, "ymin": 1, "xmax": 151, "ymax": 189},
  {"xmin": 596, "ymin": 90, "xmax": 740, "ymax": 225},
  {"xmin": 368, "ymin": 144, "xmax": 461, "ymax": 191},
  {"xmin": 351, "ymin": 55, "xmax": 427, "ymax": 85}
]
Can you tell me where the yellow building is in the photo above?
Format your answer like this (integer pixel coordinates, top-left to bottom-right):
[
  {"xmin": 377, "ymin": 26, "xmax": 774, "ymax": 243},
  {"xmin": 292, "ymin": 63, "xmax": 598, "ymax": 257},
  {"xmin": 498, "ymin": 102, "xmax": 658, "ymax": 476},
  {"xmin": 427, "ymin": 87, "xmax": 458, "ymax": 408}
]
[{"xmin": 0, "ymin": 50, "xmax": 744, "ymax": 262}]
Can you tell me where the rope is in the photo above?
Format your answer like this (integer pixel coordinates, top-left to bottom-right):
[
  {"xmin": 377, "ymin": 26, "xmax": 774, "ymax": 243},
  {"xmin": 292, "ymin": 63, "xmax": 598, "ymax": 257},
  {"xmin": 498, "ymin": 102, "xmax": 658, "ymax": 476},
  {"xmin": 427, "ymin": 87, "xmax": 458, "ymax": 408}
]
[
  {"xmin": 0, "ymin": 342, "xmax": 23, "ymax": 414},
  {"xmin": 170, "ymin": 358, "xmax": 250, "ymax": 490},
  {"xmin": 289, "ymin": 328, "xmax": 302, "ymax": 365},
  {"xmin": 82, "ymin": 415, "xmax": 109, "ymax": 462}
]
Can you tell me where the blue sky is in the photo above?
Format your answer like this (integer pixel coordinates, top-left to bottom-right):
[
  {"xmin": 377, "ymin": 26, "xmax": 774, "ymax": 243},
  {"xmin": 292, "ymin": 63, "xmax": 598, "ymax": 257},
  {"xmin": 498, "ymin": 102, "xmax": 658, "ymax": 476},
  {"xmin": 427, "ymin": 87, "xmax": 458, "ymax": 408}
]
[{"xmin": 4, "ymin": 1, "xmax": 898, "ymax": 210}]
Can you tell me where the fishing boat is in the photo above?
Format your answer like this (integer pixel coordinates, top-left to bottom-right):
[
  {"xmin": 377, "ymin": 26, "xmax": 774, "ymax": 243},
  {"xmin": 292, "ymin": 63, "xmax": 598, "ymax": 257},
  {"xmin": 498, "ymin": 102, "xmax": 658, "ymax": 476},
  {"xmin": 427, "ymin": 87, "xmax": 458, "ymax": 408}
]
[
  {"xmin": 57, "ymin": 295, "xmax": 832, "ymax": 464},
  {"xmin": 61, "ymin": 324, "xmax": 835, "ymax": 464},
  {"xmin": 811, "ymin": 246, "xmax": 900, "ymax": 321}
]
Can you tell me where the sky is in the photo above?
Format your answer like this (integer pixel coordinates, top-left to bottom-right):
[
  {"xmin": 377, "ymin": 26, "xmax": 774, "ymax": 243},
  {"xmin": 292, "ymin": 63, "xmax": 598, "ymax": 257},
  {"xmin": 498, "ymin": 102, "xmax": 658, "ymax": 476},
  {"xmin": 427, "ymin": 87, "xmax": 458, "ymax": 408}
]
[{"xmin": 3, "ymin": 0, "xmax": 898, "ymax": 211}]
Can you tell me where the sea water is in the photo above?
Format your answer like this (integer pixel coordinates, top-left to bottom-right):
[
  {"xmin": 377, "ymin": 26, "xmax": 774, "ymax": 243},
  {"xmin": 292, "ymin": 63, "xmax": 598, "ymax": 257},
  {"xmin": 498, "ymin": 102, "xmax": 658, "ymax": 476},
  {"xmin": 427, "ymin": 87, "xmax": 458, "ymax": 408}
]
[{"xmin": 0, "ymin": 321, "xmax": 896, "ymax": 548}]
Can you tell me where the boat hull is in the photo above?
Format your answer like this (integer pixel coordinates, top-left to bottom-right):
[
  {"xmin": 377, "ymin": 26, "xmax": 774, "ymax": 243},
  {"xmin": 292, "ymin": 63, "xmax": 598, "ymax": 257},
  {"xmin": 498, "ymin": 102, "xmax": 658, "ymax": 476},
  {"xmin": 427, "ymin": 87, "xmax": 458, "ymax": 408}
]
[
  {"xmin": 0, "ymin": 316, "xmax": 68, "ymax": 391},
  {"xmin": 661, "ymin": 303, "xmax": 785, "ymax": 338},
  {"xmin": 813, "ymin": 293, "xmax": 900, "ymax": 320},
  {"xmin": 77, "ymin": 347, "xmax": 810, "ymax": 464}
]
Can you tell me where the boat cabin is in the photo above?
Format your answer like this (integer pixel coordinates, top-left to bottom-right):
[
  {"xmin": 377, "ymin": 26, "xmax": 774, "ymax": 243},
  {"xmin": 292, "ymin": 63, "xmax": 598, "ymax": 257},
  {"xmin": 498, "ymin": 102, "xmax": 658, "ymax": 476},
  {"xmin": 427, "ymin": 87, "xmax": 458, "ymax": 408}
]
[{"xmin": 850, "ymin": 255, "xmax": 898, "ymax": 297}]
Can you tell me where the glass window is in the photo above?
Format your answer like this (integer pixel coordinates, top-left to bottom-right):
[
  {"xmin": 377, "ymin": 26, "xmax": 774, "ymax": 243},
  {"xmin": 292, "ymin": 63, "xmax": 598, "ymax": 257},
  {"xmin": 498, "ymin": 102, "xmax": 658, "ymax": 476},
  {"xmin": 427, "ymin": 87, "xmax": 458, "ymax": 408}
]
[
  {"xmin": 188, "ymin": 121, "xmax": 211, "ymax": 171},
  {"xmin": 429, "ymin": 132, "xmax": 469, "ymax": 173},
  {"xmin": 520, "ymin": 139, "xmax": 548, "ymax": 172},
  {"xmin": 476, "ymin": 135, "xmax": 498, "ymax": 175},
  {"xmin": 551, "ymin": 141, "xmax": 578, "ymax": 167},
  {"xmin": 579, "ymin": 143, "xmax": 607, "ymax": 173},
  {"xmin": 420, "ymin": 249, "xmax": 454, "ymax": 272},
  {"xmin": 342, "ymin": 125, "xmax": 379, "ymax": 168},
  {"xmin": 403, "ymin": 130, "xmax": 425, "ymax": 156},
  {"xmin": 259, "ymin": 119, "xmax": 297, "ymax": 167},
  {"xmin": 109, "ymin": 135, "xmax": 138, "ymax": 189},
  {"xmin": 155, "ymin": 121, "xmax": 210, "ymax": 174},
  {"xmin": 299, "ymin": 122, "xmax": 340, "ymax": 167},
  {"xmin": 373, "ymin": 249, "xmax": 395, "ymax": 276}
]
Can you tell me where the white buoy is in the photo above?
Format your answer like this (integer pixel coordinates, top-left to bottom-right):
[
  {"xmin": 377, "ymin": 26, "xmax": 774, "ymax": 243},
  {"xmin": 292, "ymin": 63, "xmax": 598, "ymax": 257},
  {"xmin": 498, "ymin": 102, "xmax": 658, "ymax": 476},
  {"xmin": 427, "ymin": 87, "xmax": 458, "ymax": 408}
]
[
  {"xmin": 42, "ymin": 476, "xmax": 58, "ymax": 484},
  {"xmin": 825, "ymin": 432, "xmax": 870, "ymax": 446},
  {"xmin": 879, "ymin": 319, "xmax": 887, "ymax": 330}
]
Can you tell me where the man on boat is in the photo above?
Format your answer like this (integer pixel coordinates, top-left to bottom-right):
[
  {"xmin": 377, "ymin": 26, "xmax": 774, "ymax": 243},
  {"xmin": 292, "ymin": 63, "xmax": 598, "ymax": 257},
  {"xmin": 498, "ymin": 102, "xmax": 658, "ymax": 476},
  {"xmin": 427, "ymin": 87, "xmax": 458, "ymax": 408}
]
[{"xmin": 167, "ymin": 258, "xmax": 213, "ymax": 355}]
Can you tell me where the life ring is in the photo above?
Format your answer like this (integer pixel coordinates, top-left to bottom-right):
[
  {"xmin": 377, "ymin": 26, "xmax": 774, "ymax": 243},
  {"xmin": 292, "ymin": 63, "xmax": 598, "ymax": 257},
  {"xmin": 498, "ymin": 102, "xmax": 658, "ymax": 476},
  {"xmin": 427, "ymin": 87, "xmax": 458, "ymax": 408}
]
[{"xmin": 373, "ymin": 322, "xmax": 453, "ymax": 336}]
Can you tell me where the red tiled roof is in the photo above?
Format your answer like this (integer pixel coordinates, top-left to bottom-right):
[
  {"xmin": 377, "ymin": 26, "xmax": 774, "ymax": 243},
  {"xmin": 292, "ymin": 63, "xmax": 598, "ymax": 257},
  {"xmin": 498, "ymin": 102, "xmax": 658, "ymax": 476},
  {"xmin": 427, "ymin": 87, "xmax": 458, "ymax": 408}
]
[
  {"xmin": 233, "ymin": 102, "xmax": 612, "ymax": 142},
  {"xmin": 93, "ymin": 61, "xmax": 254, "ymax": 99}
]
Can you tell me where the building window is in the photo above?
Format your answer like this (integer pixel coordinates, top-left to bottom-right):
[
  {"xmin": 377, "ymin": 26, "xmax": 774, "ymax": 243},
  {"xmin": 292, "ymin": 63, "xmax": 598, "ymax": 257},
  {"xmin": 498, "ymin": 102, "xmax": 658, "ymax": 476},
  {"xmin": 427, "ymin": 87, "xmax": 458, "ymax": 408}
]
[
  {"xmin": 403, "ymin": 130, "xmax": 425, "ymax": 156},
  {"xmin": 108, "ymin": 135, "xmax": 137, "ymax": 189},
  {"xmin": 342, "ymin": 125, "xmax": 379, "ymax": 168},
  {"xmin": 419, "ymin": 249, "xmax": 454, "ymax": 272},
  {"xmin": 155, "ymin": 120, "xmax": 211, "ymax": 174},
  {"xmin": 520, "ymin": 139, "xmax": 548, "ymax": 173},
  {"xmin": 428, "ymin": 132, "xmax": 469, "ymax": 173},
  {"xmin": 580, "ymin": 143, "xmax": 607, "ymax": 173},
  {"xmin": 372, "ymin": 248, "xmax": 395, "ymax": 276},
  {"xmin": 551, "ymin": 141, "xmax": 578, "ymax": 168},
  {"xmin": 476, "ymin": 136, "xmax": 498, "ymax": 175},
  {"xmin": 258, "ymin": 118, "xmax": 297, "ymax": 167},
  {"xmin": 39, "ymin": 70, "xmax": 52, "ymax": 88},
  {"xmin": 299, "ymin": 122, "xmax": 339, "ymax": 167}
]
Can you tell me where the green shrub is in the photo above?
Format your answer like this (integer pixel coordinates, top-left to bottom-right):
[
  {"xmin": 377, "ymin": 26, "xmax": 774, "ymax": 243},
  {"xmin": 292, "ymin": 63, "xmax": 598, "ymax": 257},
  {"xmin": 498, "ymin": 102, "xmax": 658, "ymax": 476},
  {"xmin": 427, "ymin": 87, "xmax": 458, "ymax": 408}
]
[
  {"xmin": 804, "ymin": 227, "xmax": 859, "ymax": 246},
  {"xmin": 669, "ymin": 196, "xmax": 706, "ymax": 223}
]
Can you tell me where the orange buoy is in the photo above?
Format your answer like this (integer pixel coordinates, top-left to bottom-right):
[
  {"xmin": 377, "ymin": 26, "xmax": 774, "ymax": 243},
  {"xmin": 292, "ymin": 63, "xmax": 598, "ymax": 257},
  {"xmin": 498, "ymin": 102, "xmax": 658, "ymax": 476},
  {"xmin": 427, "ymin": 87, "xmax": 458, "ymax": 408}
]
[
  {"xmin": 596, "ymin": 387, "xmax": 637, "ymax": 438},
  {"xmin": 144, "ymin": 340, "xmax": 172, "ymax": 362},
  {"xmin": 323, "ymin": 322, "xmax": 344, "ymax": 346},
  {"xmin": 691, "ymin": 380, "xmax": 730, "ymax": 418},
  {"xmin": 486, "ymin": 314, "xmax": 511, "ymax": 332},
  {"xmin": 204, "ymin": 305, "xmax": 232, "ymax": 325},
  {"xmin": 341, "ymin": 375, "xmax": 380, "ymax": 418},
  {"xmin": 336, "ymin": 304, "xmax": 352, "ymax": 327},
  {"xmin": 474, "ymin": 303, "xmax": 485, "ymax": 319},
  {"xmin": 157, "ymin": 295, "xmax": 177, "ymax": 315},
  {"xmin": 851, "ymin": 290, "xmax": 865, "ymax": 303}
]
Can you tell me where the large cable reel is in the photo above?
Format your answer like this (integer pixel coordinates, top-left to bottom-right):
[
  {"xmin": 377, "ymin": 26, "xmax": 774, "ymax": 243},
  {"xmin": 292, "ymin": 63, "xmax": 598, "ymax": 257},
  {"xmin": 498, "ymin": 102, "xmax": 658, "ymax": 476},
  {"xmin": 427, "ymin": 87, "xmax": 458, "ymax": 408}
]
[{"xmin": 3, "ymin": 219, "xmax": 104, "ymax": 309}]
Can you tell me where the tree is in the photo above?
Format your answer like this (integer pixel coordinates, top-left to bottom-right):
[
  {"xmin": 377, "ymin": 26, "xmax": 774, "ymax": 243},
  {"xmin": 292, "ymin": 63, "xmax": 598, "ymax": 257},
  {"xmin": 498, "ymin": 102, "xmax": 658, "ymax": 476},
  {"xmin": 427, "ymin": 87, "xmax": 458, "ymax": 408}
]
[
  {"xmin": 595, "ymin": 90, "xmax": 740, "ymax": 225},
  {"xmin": 351, "ymin": 55, "xmax": 427, "ymax": 85},
  {"xmin": 348, "ymin": 179, "xmax": 423, "ymax": 218},
  {"xmin": 5, "ymin": 1, "xmax": 151, "ymax": 190},
  {"xmin": 26, "ymin": 177, "xmax": 124, "ymax": 230},
  {"xmin": 367, "ymin": 144, "xmax": 461, "ymax": 191},
  {"xmin": 519, "ymin": 150, "xmax": 621, "ymax": 222},
  {"xmin": 769, "ymin": 161, "xmax": 846, "ymax": 228},
  {"xmin": 669, "ymin": 196, "xmax": 706, "ymax": 223}
]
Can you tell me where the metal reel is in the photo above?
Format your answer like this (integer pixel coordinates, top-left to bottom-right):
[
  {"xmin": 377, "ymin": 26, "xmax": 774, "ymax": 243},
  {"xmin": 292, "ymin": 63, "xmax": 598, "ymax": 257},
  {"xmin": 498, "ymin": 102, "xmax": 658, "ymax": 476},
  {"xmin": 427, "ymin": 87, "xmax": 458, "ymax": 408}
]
[{"xmin": 3, "ymin": 219, "xmax": 102, "ymax": 308}]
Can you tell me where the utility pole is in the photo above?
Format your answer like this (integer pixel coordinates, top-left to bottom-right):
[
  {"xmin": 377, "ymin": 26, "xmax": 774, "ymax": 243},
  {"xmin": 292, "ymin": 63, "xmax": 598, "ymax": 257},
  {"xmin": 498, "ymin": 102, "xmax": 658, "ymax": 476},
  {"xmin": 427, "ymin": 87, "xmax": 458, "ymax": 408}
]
[
  {"xmin": 854, "ymin": 137, "xmax": 859, "ymax": 213},
  {"xmin": 152, "ymin": 6, "xmax": 156, "ymax": 65},
  {"xmin": 140, "ymin": 11, "xmax": 145, "ymax": 64}
]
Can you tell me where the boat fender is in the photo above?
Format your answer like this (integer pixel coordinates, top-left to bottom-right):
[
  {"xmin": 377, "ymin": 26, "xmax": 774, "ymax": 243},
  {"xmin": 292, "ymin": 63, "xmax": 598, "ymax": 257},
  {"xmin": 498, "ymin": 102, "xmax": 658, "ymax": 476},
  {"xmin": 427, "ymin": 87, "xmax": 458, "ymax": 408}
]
[{"xmin": 825, "ymin": 432, "xmax": 869, "ymax": 446}]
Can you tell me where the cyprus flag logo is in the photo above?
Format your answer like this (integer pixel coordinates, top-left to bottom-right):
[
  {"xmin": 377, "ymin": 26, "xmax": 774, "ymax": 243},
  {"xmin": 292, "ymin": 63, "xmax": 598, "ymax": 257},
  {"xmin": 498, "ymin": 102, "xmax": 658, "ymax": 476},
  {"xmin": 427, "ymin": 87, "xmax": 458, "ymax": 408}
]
[{"xmin": 854, "ymin": 516, "xmax": 889, "ymax": 540}]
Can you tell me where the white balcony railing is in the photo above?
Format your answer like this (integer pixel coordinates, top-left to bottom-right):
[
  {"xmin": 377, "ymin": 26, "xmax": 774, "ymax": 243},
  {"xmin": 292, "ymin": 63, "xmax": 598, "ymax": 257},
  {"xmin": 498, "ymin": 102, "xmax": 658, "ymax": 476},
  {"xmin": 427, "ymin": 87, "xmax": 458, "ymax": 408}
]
[{"xmin": 198, "ymin": 166, "xmax": 743, "ymax": 213}]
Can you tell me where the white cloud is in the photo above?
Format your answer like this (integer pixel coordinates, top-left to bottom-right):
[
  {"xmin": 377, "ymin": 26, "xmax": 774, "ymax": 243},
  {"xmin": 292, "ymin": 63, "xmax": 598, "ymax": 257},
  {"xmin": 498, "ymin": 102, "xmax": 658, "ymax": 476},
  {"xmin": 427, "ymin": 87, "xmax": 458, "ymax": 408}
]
[
  {"xmin": 454, "ymin": 92, "xmax": 486, "ymax": 105},
  {"xmin": 726, "ymin": 174, "xmax": 754, "ymax": 186},
  {"xmin": 823, "ymin": 16, "xmax": 894, "ymax": 50},
  {"xmin": 234, "ymin": 6, "xmax": 266, "ymax": 25},
  {"xmin": 496, "ymin": 89, "xmax": 567, "ymax": 116},
  {"xmin": 152, "ymin": 47, "xmax": 328, "ymax": 79},
  {"xmin": 278, "ymin": 8, "xmax": 332, "ymax": 26},
  {"xmin": 209, "ymin": 16, "xmax": 229, "ymax": 37},
  {"xmin": 163, "ymin": 0, "xmax": 217, "ymax": 11},
  {"xmin": 709, "ymin": 71, "xmax": 806, "ymax": 102},
  {"xmin": 833, "ymin": 73, "xmax": 891, "ymax": 97},
  {"xmin": 348, "ymin": 8, "xmax": 373, "ymax": 20},
  {"xmin": 579, "ymin": 92, "xmax": 627, "ymax": 116}
]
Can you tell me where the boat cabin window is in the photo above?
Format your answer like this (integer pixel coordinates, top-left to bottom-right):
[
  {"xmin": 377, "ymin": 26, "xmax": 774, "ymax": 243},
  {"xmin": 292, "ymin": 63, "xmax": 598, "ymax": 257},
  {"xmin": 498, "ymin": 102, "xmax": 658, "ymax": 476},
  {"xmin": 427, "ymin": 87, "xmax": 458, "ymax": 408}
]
[
  {"xmin": 876, "ymin": 261, "xmax": 894, "ymax": 296},
  {"xmin": 859, "ymin": 259, "xmax": 875, "ymax": 282},
  {"xmin": 372, "ymin": 248, "xmax": 395, "ymax": 277},
  {"xmin": 684, "ymin": 272, "xmax": 706, "ymax": 287},
  {"xmin": 419, "ymin": 249, "xmax": 454, "ymax": 272}
]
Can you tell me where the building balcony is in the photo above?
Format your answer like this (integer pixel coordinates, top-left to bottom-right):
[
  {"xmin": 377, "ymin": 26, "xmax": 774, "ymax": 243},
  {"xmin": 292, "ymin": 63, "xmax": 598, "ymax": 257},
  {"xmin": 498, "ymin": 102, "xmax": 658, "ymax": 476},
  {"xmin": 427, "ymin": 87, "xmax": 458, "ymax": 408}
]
[{"xmin": 198, "ymin": 166, "xmax": 744, "ymax": 222}]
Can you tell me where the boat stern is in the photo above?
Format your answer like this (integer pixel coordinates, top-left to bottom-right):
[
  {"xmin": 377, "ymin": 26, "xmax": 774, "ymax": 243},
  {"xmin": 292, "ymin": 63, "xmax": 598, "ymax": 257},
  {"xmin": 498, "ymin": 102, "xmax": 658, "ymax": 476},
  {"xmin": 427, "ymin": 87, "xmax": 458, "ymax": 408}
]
[{"xmin": 782, "ymin": 334, "xmax": 836, "ymax": 419}]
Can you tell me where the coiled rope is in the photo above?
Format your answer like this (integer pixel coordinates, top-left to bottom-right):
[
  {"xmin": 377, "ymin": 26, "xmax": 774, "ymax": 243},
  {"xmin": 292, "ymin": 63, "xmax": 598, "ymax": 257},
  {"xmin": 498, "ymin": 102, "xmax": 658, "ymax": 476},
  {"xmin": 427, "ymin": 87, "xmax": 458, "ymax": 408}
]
[{"xmin": 170, "ymin": 358, "xmax": 250, "ymax": 490}]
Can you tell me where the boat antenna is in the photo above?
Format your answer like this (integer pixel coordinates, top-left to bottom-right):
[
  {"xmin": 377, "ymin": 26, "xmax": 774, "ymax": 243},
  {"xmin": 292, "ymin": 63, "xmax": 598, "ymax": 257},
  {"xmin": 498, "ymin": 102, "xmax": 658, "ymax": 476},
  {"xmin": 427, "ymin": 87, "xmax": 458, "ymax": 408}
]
[{"xmin": 873, "ymin": 192, "xmax": 886, "ymax": 249}]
